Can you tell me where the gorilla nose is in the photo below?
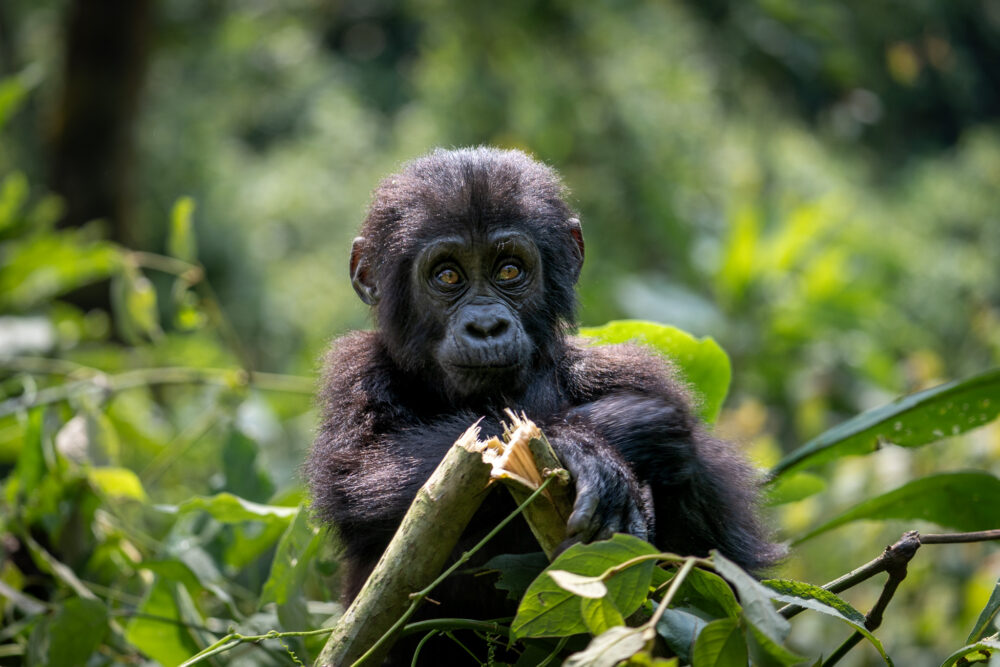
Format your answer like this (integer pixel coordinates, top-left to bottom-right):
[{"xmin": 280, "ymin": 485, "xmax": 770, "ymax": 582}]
[{"xmin": 464, "ymin": 312, "xmax": 510, "ymax": 339}]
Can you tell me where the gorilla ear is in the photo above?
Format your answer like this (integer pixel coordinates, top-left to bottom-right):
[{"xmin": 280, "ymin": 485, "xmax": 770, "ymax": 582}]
[
  {"xmin": 350, "ymin": 236, "xmax": 379, "ymax": 305},
  {"xmin": 568, "ymin": 217, "xmax": 585, "ymax": 281}
]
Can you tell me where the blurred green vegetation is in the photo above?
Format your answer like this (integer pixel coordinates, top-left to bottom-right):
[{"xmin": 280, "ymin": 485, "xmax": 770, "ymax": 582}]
[{"xmin": 0, "ymin": 0, "xmax": 999, "ymax": 665}]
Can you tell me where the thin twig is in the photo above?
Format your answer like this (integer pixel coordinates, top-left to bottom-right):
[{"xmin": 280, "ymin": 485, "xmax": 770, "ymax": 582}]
[
  {"xmin": 179, "ymin": 629, "xmax": 335, "ymax": 667},
  {"xmin": 399, "ymin": 618, "xmax": 512, "ymax": 638},
  {"xmin": 821, "ymin": 632, "xmax": 863, "ymax": 667},
  {"xmin": 920, "ymin": 529, "xmax": 1000, "ymax": 544},
  {"xmin": 0, "ymin": 365, "xmax": 313, "ymax": 418},
  {"xmin": 783, "ymin": 527, "xmax": 1000, "ymax": 665}
]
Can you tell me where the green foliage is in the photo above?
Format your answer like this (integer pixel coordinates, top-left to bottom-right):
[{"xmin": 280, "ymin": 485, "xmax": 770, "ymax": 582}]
[
  {"xmin": 966, "ymin": 580, "xmax": 1000, "ymax": 644},
  {"xmin": 795, "ymin": 472, "xmax": 1000, "ymax": 543},
  {"xmin": 512, "ymin": 534, "xmax": 659, "ymax": 639},
  {"xmin": 579, "ymin": 320, "xmax": 731, "ymax": 423},
  {"xmin": 772, "ymin": 369, "xmax": 1000, "ymax": 476},
  {"xmin": 1, "ymin": 3, "xmax": 1000, "ymax": 660}
]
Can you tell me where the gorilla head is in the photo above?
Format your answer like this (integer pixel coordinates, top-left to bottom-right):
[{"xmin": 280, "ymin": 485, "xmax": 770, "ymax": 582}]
[{"xmin": 348, "ymin": 147, "xmax": 585, "ymax": 399}]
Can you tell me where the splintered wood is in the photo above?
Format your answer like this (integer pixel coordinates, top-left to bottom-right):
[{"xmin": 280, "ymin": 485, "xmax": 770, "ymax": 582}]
[{"xmin": 464, "ymin": 410, "xmax": 573, "ymax": 558}]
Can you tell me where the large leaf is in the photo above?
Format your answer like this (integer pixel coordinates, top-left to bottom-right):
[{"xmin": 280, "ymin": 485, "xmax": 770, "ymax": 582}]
[
  {"xmin": 691, "ymin": 617, "xmax": 747, "ymax": 667},
  {"xmin": 27, "ymin": 597, "xmax": 108, "ymax": 667},
  {"xmin": 482, "ymin": 551, "xmax": 549, "ymax": 601},
  {"xmin": 88, "ymin": 466, "xmax": 147, "ymax": 501},
  {"xmin": 771, "ymin": 369, "xmax": 1000, "ymax": 477},
  {"xmin": 580, "ymin": 595, "xmax": 626, "ymax": 635},
  {"xmin": 259, "ymin": 506, "xmax": 322, "ymax": 631},
  {"xmin": 966, "ymin": 578, "xmax": 1000, "ymax": 643},
  {"xmin": 512, "ymin": 534, "xmax": 658, "ymax": 638},
  {"xmin": 673, "ymin": 566, "xmax": 742, "ymax": 621},
  {"xmin": 168, "ymin": 196, "xmax": 198, "ymax": 263},
  {"xmin": 563, "ymin": 625, "xmax": 650, "ymax": 667},
  {"xmin": 155, "ymin": 492, "xmax": 298, "ymax": 526},
  {"xmin": 579, "ymin": 320, "xmax": 731, "ymax": 422},
  {"xmin": 124, "ymin": 579, "xmax": 202, "ymax": 666},
  {"xmin": 795, "ymin": 471, "xmax": 1000, "ymax": 544},
  {"xmin": 655, "ymin": 605, "xmax": 707, "ymax": 664},
  {"xmin": 712, "ymin": 551, "xmax": 789, "ymax": 644},
  {"xmin": 745, "ymin": 623, "xmax": 808, "ymax": 667},
  {"xmin": 762, "ymin": 579, "xmax": 892, "ymax": 665},
  {"xmin": 764, "ymin": 471, "xmax": 826, "ymax": 507},
  {"xmin": 0, "ymin": 229, "xmax": 121, "ymax": 311},
  {"xmin": 939, "ymin": 638, "xmax": 1000, "ymax": 667}
]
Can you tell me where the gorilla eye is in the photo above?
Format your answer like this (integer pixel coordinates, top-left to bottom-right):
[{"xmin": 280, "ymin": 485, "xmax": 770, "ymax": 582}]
[
  {"xmin": 496, "ymin": 264, "xmax": 521, "ymax": 283},
  {"xmin": 436, "ymin": 268, "xmax": 462, "ymax": 286}
]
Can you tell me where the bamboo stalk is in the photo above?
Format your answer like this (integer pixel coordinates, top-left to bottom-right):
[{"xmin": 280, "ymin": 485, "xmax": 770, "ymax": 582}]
[
  {"xmin": 315, "ymin": 415, "xmax": 572, "ymax": 665},
  {"xmin": 316, "ymin": 425, "xmax": 492, "ymax": 666}
]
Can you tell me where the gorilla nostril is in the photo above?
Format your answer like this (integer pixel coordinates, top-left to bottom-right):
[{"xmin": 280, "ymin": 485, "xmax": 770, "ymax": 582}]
[
  {"xmin": 488, "ymin": 319, "xmax": 509, "ymax": 337},
  {"xmin": 466, "ymin": 317, "xmax": 510, "ymax": 339}
]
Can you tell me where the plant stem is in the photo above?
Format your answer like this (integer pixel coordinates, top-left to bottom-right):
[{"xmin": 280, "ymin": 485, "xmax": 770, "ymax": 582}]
[
  {"xmin": 399, "ymin": 618, "xmax": 512, "ymax": 638},
  {"xmin": 179, "ymin": 629, "xmax": 335, "ymax": 667},
  {"xmin": 0, "ymin": 365, "xmax": 313, "ymax": 418},
  {"xmin": 650, "ymin": 557, "xmax": 697, "ymax": 627}
]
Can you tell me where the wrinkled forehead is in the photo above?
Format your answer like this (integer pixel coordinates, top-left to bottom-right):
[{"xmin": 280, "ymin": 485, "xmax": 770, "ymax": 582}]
[{"xmin": 391, "ymin": 184, "xmax": 549, "ymax": 255}]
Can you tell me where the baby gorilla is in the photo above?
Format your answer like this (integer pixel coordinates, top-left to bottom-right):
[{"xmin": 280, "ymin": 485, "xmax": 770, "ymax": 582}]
[{"xmin": 309, "ymin": 147, "xmax": 779, "ymax": 663}]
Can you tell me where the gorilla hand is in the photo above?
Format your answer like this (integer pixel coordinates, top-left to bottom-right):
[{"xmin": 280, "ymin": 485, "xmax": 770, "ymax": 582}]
[{"xmin": 548, "ymin": 427, "xmax": 653, "ymax": 548}]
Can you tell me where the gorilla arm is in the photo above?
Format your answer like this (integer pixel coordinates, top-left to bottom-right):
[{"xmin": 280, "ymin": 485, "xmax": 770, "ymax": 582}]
[{"xmin": 562, "ymin": 391, "xmax": 781, "ymax": 574}]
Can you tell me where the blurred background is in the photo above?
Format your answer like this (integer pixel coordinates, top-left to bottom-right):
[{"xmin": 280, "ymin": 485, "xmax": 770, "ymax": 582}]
[{"xmin": 1, "ymin": 0, "xmax": 999, "ymax": 664}]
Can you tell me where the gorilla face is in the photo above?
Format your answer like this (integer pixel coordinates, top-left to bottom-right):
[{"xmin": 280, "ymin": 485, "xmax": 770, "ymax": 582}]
[{"xmin": 413, "ymin": 230, "xmax": 541, "ymax": 398}]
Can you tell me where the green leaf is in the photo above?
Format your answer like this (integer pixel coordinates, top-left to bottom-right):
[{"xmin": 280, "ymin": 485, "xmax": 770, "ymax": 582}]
[
  {"xmin": 125, "ymin": 579, "xmax": 202, "ymax": 666},
  {"xmin": 691, "ymin": 617, "xmax": 747, "ymax": 667},
  {"xmin": 222, "ymin": 427, "xmax": 275, "ymax": 503},
  {"xmin": 579, "ymin": 320, "xmax": 731, "ymax": 422},
  {"xmin": 563, "ymin": 625, "xmax": 650, "ymax": 667},
  {"xmin": 745, "ymin": 622, "xmax": 808, "ymax": 667},
  {"xmin": 0, "ymin": 230, "xmax": 121, "ymax": 311},
  {"xmin": 155, "ymin": 492, "xmax": 298, "ymax": 526},
  {"xmin": 549, "ymin": 570, "xmax": 609, "ymax": 599},
  {"xmin": 168, "ymin": 196, "xmax": 198, "ymax": 263},
  {"xmin": 8, "ymin": 408, "xmax": 45, "ymax": 502},
  {"xmin": 771, "ymin": 369, "xmax": 1000, "ymax": 477},
  {"xmin": 761, "ymin": 579, "xmax": 892, "ymax": 665},
  {"xmin": 966, "ymin": 579, "xmax": 1000, "ymax": 643},
  {"xmin": 512, "ymin": 534, "xmax": 658, "ymax": 639},
  {"xmin": 0, "ymin": 171, "xmax": 28, "ymax": 234},
  {"xmin": 112, "ymin": 264, "xmax": 162, "ymax": 343},
  {"xmin": 761, "ymin": 580, "xmax": 865, "ymax": 625},
  {"xmin": 939, "ymin": 638, "xmax": 1000, "ymax": 667},
  {"xmin": 673, "ymin": 566, "xmax": 742, "ymax": 622},
  {"xmin": 621, "ymin": 653, "xmax": 679, "ymax": 667},
  {"xmin": 87, "ymin": 466, "xmax": 147, "ymax": 501},
  {"xmin": 259, "ymin": 506, "xmax": 322, "ymax": 631},
  {"xmin": 795, "ymin": 471, "xmax": 1000, "ymax": 544},
  {"xmin": 764, "ymin": 471, "xmax": 826, "ymax": 507},
  {"xmin": 655, "ymin": 605, "xmax": 707, "ymax": 664},
  {"xmin": 482, "ymin": 551, "xmax": 549, "ymax": 601},
  {"xmin": 712, "ymin": 551, "xmax": 789, "ymax": 643},
  {"xmin": 29, "ymin": 597, "xmax": 108, "ymax": 667},
  {"xmin": 580, "ymin": 595, "xmax": 625, "ymax": 635}
]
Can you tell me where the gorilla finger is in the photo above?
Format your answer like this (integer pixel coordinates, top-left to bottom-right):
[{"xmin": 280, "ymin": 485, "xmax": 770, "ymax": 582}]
[
  {"xmin": 593, "ymin": 518, "xmax": 619, "ymax": 542},
  {"xmin": 625, "ymin": 502, "xmax": 649, "ymax": 542},
  {"xmin": 566, "ymin": 486, "xmax": 600, "ymax": 539}
]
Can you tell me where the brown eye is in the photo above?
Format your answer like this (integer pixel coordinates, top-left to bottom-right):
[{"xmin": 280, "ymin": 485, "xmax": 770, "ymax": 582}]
[
  {"xmin": 436, "ymin": 268, "xmax": 461, "ymax": 285},
  {"xmin": 496, "ymin": 264, "xmax": 521, "ymax": 282}
]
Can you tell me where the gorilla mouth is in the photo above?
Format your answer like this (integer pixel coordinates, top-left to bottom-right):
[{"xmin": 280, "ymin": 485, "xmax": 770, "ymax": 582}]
[{"xmin": 449, "ymin": 362, "xmax": 519, "ymax": 371}]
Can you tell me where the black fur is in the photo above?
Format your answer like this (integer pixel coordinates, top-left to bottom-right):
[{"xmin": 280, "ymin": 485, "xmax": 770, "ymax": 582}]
[{"xmin": 308, "ymin": 147, "xmax": 780, "ymax": 663}]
